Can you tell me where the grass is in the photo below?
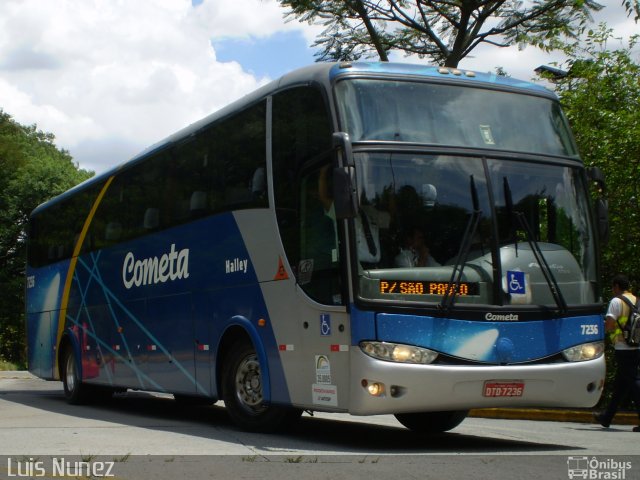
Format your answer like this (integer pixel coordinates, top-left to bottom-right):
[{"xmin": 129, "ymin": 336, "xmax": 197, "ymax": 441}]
[{"xmin": 0, "ymin": 360, "xmax": 21, "ymax": 371}]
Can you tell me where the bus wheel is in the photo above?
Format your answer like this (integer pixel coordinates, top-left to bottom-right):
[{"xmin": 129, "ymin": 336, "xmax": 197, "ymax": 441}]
[
  {"xmin": 61, "ymin": 347, "xmax": 90, "ymax": 405},
  {"xmin": 221, "ymin": 341, "xmax": 301, "ymax": 432},
  {"xmin": 394, "ymin": 410, "xmax": 468, "ymax": 433}
]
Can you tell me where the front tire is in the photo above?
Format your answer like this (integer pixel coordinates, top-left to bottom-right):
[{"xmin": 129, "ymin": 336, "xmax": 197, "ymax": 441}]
[
  {"xmin": 395, "ymin": 410, "xmax": 468, "ymax": 433},
  {"xmin": 221, "ymin": 340, "xmax": 301, "ymax": 432}
]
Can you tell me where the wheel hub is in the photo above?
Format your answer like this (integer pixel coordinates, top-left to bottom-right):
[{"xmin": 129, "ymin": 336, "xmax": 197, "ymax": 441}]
[
  {"xmin": 65, "ymin": 354, "xmax": 76, "ymax": 392},
  {"xmin": 235, "ymin": 354, "xmax": 265, "ymax": 410}
]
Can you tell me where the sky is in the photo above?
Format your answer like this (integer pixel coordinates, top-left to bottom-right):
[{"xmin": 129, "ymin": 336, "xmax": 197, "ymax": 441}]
[{"xmin": 0, "ymin": 0, "xmax": 637, "ymax": 175}]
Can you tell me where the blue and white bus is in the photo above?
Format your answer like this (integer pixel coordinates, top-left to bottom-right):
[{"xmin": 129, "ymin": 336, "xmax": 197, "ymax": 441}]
[{"xmin": 26, "ymin": 62, "xmax": 607, "ymax": 433}]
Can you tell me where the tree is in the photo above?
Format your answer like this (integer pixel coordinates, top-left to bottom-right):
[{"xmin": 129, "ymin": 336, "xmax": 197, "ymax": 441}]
[
  {"xmin": 544, "ymin": 27, "xmax": 640, "ymax": 290},
  {"xmin": 0, "ymin": 111, "xmax": 93, "ymax": 366},
  {"xmin": 535, "ymin": 25, "xmax": 639, "ymax": 410},
  {"xmin": 280, "ymin": 0, "xmax": 611, "ymax": 67}
]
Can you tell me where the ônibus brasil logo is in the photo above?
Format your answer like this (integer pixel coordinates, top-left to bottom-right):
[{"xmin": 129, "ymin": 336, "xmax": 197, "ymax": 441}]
[
  {"xmin": 122, "ymin": 244, "xmax": 189, "ymax": 289},
  {"xmin": 567, "ymin": 456, "xmax": 632, "ymax": 479}
]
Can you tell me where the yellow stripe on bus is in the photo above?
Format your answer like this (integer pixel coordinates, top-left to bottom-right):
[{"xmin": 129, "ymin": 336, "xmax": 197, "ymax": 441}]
[{"xmin": 54, "ymin": 175, "xmax": 115, "ymax": 378}]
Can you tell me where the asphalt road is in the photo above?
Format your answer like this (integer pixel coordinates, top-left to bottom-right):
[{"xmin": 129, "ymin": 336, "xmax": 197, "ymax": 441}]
[{"xmin": 1, "ymin": 371, "xmax": 638, "ymax": 480}]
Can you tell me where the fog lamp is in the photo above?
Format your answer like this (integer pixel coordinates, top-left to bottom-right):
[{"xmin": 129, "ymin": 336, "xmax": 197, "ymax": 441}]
[{"xmin": 361, "ymin": 379, "xmax": 385, "ymax": 396}]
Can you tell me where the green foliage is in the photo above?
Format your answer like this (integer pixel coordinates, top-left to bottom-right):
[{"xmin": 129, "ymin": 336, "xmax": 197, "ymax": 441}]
[
  {"xmin": 279, "ymin": 0, "xmax": 605, "ymax": 67},
  {"xmin": 0, "ymin": 110, "xmax": 93, "ymax": 366},
  {"xmin": 544, "ymin": 27, "xmax": 640, "ymax": 411},
  {"xmin": 621, "ymin": 0, "xmax": 640, "ymax": 21},
  {"xmin": 549, "ymin": 27, "xmax": 640, "ymax": 290}
]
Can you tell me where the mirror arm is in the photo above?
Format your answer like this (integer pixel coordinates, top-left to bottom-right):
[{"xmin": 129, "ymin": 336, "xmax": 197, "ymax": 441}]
[{"xmin": 332, "ymin": 132, "xmax": 354, "ymax": 167}]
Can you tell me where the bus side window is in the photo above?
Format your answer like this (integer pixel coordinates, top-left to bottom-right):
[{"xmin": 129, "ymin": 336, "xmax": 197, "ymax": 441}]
[
  {"xmin": 143, "ymin": 208, "xmax": 160, "ymax": 230},
  {"xmin": 189, "ymin": 191, "xmax": 208, "ymax": 216},
  {"xmin": 105, "ymin": 222, "xmax": 122, "ymax": 242},
  {"xmin": 215, "ymin": 101, "xmax": 267, "ymax": 211}
]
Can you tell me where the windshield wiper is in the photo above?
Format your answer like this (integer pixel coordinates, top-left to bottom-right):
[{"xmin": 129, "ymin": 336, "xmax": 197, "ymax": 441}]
[
  {"xmin": 440, "ymin": 175, "xmax": 482, "ymax": 312},
  {"xmin": 503, "ymin": 177, "xmax": 567, "ymax": 313}
]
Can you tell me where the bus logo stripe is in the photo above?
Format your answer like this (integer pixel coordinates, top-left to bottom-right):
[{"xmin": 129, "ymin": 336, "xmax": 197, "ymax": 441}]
[{"xmin": 55, "ymin": 176, "xmax": 115, "ymax": 377}]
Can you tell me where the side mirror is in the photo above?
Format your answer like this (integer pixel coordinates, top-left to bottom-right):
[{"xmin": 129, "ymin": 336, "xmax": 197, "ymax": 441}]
[
  {"xmin": 588, "ymin": 166, "xmax": 606, "ymax": 194},
  {"xmin": 332, "ymin": 132, "xmax": 354, "ymax": 167},
  {"xmin": 333, "ymin": 166, "xmax": 358, "ymax": 219},
  {"xmin": 332, "ymin": 132, "xmax": 358, "ymax": 218},
  {"xmin": 587, "ymin": 167, "xmax": 608, "ymax": 243},
  {"xmin": 595, "ymin": 198, "xmax": 609, "ymax": 244}
]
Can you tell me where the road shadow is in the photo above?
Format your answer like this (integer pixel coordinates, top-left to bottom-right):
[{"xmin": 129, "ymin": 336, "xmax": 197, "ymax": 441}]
[{"xmin": 0, "ymin": 380, "xmax": 579, "ymax": 454}]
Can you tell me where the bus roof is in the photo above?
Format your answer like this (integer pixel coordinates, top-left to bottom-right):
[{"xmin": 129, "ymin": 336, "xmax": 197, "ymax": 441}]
[
  {"xmin": 31, "ymin": 61, "xmax": 554, "ymax": 216},
  {"xmin": 328, "ymin": 61, "xmax": 552, "ymax": 94}
]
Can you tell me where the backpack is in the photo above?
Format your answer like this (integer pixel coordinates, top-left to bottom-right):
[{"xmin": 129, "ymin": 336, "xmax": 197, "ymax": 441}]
[{"xmin": 617, "ymin": 295, "xmax": 640, "ymax": 347}]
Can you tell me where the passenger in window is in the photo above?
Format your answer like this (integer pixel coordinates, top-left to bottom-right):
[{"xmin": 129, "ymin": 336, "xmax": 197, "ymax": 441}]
[
  {"xmin": 394, "ymin": 185, "xmax": 423, "ymax": 228},
  {"xmin": 394, "ymin": 227, "xmax": 441, "ymax": 268},
  {"xmin": 251, "ymin": 167, "xmax": 266, "ymax": 202}
]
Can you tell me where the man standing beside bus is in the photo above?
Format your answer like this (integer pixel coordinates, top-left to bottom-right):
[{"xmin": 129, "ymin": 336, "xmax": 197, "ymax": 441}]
[{"xmin": 593, "ymin": 274, "xmax": 640, "ymax": 432}]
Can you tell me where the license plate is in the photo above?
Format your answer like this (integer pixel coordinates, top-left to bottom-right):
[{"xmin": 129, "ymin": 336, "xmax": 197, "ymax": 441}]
[{"xmin": 483, "ymin": 381, "xmax": 525, "ymax": 397}]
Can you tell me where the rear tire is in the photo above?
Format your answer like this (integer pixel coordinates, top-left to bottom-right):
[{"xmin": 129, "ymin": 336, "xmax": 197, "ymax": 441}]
[
  {"xmin": 394, "ymin": 410, "xmax": 468, "ymax": 433},
  {"xmin": 221, "ymin": 340, "xmax": 301, "ymax": 432},
  {"xmin": 61, "ymin": 347, "xmax": 91, "ymax": 405}
]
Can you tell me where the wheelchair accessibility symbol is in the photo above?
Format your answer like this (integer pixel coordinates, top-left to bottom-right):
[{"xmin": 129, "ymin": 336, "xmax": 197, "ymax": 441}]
[
  {"xmin": 507, "ymin": 271, "xmax": 526, "ymax": 295},
  {"xmin": 320, "ymin": 314, "xmax": 331, "ymax": 336}
]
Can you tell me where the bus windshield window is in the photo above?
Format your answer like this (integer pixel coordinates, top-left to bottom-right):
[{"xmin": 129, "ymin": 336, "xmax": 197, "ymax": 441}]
[
  {"xmin": 335, "ymin": 79, "xmax": 578, "ymax": 157},
  {"xmin": 354, "ymin": 153, "xmax": 598, "ymax": 307}
]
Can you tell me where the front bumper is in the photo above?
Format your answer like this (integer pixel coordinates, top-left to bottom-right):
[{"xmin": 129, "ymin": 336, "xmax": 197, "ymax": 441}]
[{"xmin": 348, "ymin": 348, "xmax": 605, "ymax": 415}]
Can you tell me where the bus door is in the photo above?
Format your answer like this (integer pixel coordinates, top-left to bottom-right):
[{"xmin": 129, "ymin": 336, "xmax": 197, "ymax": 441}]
[
  {"xmin": 271, "ymin": 85, "xmax": 353, "ymax": 410},
  {"xmin": 294, "ymin": 161, "xmax": 352, "ymax": 411}
]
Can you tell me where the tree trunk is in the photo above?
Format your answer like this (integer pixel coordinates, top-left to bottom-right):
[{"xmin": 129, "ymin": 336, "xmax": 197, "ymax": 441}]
[{"xmin": 350, "ymin": 0, "xmax": 389, "ymax": 61}]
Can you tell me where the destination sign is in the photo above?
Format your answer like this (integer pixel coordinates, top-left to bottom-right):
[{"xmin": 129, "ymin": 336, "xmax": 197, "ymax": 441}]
[{"xmin": 379, "ymin": 280, "xmax": 479, "ymax": 296}]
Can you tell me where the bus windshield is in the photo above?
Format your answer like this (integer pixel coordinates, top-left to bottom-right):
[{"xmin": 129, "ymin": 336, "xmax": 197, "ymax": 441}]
[
  {"xmin": 335, "ymin": 79, "xmax": 578, "ymax": 157},
  {"xmin": 334, "ymin": 78, "xmax": 595, "ymax": 309},
  {"xmin": 351, "ymin": 152, "xmax": 598, "ymax": 307}
]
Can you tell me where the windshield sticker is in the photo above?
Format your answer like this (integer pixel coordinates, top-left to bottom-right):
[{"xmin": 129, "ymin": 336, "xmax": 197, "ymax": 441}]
[
  {"xmin": 479, "ymin": 124, "xmax": 495, "ymax": 145},
  {"xmin": 298, "ymin": 259, "xmax": 314, "ymax": 285},
  {"xmin": 507, "ymin": 271, "xmax": 525, "ymax": 294},
  {"xmin": 505, "ymin": 270, "xmax": 531, "ymax": 305}
]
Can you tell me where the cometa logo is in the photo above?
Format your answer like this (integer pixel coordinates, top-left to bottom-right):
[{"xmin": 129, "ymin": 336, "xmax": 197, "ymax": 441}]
[
  {"xmin": 122, "ymin": 244, "xmax": 190, "ymax": 289},
  {"xmin": 485, "ymin": 313, "xmax": 519, "ymax": 321}
]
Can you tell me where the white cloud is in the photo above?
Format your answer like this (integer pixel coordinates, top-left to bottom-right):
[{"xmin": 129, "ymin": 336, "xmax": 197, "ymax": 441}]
[
  {"xmin": 0, "ymin": 0, "xmax": 635, "ymax": 175},
  {"xmin": 196, "ymin": 0, "xmax": 308, "ymax": 40},
  {"xmin": 0, "ymin": 0, "xmax": 305, "ymax": 174}
]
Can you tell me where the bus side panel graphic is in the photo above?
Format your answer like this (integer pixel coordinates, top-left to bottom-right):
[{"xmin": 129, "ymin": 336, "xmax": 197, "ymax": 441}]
[{"xmin": 27, "ymin": 212, "xmax": 291, "ymax": 403}]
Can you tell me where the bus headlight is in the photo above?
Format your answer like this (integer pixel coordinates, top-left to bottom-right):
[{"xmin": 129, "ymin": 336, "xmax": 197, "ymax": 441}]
[
  {"xmin": 562, "ymin": 341, "xmax": 604, "ymax": 362},
  {"xmin": 360, "ymin": 341, "xmax": 438, "ymax": 364}
]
